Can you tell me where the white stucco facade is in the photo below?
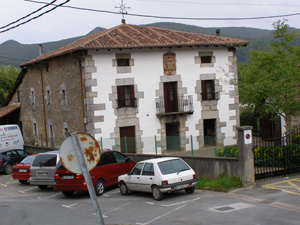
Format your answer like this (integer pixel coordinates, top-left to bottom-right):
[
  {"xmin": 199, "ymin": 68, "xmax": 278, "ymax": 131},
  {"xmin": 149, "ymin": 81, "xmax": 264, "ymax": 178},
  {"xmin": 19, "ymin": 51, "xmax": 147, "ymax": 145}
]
[{"xmin": 85, "ymin": 46, "xmax": 239, "ymax": 153}]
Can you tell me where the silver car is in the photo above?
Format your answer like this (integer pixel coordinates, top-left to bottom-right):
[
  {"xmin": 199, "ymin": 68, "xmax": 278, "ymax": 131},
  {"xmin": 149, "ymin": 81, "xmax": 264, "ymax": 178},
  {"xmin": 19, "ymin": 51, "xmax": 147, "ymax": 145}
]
[{"xmin": 29, "ymin": 151, "xmax": 59, "ymax": 189}]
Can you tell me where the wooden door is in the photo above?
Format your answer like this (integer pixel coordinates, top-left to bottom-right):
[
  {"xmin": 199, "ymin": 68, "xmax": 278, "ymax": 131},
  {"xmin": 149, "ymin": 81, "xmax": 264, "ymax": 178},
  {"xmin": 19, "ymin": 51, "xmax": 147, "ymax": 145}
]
[
  {"xmin": 166, "ymin": 122, "xmax": 180, "ymax": 152},
  {"xmin": 120, "ymin": 126, "xmax": 136, "ymax": 153},
  {"xmin": 163, "ymin": 82, "xmax": 178, "ymax": 113}
]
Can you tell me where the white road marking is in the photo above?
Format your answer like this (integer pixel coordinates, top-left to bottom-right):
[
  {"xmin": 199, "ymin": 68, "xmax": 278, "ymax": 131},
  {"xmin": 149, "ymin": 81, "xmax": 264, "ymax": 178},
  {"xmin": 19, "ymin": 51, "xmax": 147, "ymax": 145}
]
[
  {"xmin": 18, "ymin": 187, "xmax": 38, "ymax": 193},
  {"xmin": 62, "ymin": 202, "xmax": 79, "ymax": 209},
  {"xmin": 145, "ymin": 202, "xmax": 155, "ymax": 205},
  {"xmin": 38, "ymin": 193, "xmax": 61, "ymax": 200},
  {"xmin": 162, "ymin": 197, "xmax": 200, "ymax": 207},
  {"xmin": 100, "ymin": 202, "xmax": 133, "ymax": 218},
  {"xmin": 137, "ymin": 198, "xmax": 200, "ymax": 225},
  {"xmin": 103, "ymin": 189, "xmax": 120, "ymax": 197}
]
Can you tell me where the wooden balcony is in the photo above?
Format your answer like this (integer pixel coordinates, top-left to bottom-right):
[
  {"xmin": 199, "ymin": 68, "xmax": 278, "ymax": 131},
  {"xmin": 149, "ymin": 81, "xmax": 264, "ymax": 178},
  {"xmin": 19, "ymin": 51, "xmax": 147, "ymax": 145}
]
[{"xmin": 155, "ymin": 95, "xmax": 194, "ymax": 117}]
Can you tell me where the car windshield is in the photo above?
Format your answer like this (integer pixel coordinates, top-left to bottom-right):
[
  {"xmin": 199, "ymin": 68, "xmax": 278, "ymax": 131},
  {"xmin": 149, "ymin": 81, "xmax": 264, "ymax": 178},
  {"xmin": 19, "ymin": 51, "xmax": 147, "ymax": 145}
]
[
  {"xmin": 158, "ymin": 159, "xmax": 190, "ymax": 175},
  {"xmin": 20, "ymin": 155, "xmax": 35, "ymax": 164}
]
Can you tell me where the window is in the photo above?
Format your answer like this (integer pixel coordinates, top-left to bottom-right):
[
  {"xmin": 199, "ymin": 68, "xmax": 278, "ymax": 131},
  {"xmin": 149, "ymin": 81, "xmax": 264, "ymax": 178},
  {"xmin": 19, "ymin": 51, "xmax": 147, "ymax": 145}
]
[
  {"xmin": 201, "ymin": 80, "xmax": 215, "ymax": 101},
  {"xmin": 114, "ymin": 53, "xmax": 133, "ymax": 73},
  {"xmin": 30, "ymin": 88, "xmax": 35, "ymax": 106},
  {"xmin": 142, "ymin": 163, "xmax": 154, "ymax": 176},
  {"xmin": 49, "ymin": 125, "xmax": 54, "ymax": 148},
  {"xmin": 158, "ymin": 159, "xmax": 190, "ymax": 175},
  {"xmin": 60, "ymin": 84, "xmax": 67, "ymax": 111},
  {"xmin": 201, "ymin": 56, "xmax": 212, "ymax": 64},
  {"xmin": 112, "ymin": 152, "xmax": 127, "ymax": 163},
  {"xmin": 117, "ymin": 85, "xmax": 136, "ymax": 108},
  {"xmin": 46, "ymin": 90, "xmax": 51, "ymax": 105},
  {"xmin": 33, "ymin": 122, "xmax": 37, "ymax": 136},
  {"xmin": 196, "ymin": 51, "xmax": 215, "ymax": 67},
  {"xmin": 117, "ymin": 58, "xmax": 130, "ymax": 67},
  {"xmin": 131, "ymin": 163, "xmax": 144, "ymax": 175},
  {"xmin": 99, "ymin": 152, "xmax": 116, "ymax": 166},
  {"xmin": 32, "ymin": 154, "xmax": 57, "ymax": 167},
  {"xmin": 63, "ymin": 127, "xmax": 69, "ymax": 138}
]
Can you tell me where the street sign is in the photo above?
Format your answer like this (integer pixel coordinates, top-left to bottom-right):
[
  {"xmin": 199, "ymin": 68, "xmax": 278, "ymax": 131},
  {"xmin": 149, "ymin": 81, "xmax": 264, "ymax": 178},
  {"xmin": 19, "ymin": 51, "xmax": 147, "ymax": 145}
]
[
  {"xmin": 59, "ymin": 133, "xmax": 101, "ymax": 174},
  {"xmin": 59, "ymin": 132, "xmax": 104, "ymax": 225}
]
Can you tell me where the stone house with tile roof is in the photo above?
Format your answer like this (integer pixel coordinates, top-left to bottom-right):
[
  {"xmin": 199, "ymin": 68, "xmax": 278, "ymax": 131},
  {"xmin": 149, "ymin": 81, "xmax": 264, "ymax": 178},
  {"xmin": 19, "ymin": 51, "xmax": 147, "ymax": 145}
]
[{"xmin": 5, "ymin": 23, "xmax": 248, "ymax": 153}]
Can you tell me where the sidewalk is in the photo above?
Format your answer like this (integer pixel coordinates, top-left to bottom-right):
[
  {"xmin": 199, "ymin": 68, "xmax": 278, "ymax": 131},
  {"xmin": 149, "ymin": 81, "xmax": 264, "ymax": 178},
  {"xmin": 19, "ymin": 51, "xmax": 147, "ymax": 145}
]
[{"xmin": 227, "ymin": 174, "xmax": 300, "ymax": 212}]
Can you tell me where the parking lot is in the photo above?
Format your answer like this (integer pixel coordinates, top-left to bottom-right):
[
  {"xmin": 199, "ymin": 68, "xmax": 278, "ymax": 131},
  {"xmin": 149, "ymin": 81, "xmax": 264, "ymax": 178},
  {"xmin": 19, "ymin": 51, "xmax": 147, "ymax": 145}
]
[{"xmin": 1, "ymin": 174, "xmax": 300, "ymax": 225}]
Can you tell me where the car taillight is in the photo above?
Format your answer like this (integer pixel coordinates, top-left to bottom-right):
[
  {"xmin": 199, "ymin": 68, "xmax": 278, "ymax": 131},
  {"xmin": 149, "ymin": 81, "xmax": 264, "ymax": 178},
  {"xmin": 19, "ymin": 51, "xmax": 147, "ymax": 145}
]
[
  {"xmin": 162, "ymin": 180, "xmax": 168, "ymax": 185},
  {"xmin": 75, "ymin": 174, "xmax": 83, "ymax": 179},
  {"xmin": 54, "ymin": 174, "xmax": 60, "ymax": 180},
  {"xmin": 193, "ymin": 174, "xmax": 196, "ymax": 179},
  {"xmin": 0, "ymin": 160, "xmax": 2, "ymax": 165}
]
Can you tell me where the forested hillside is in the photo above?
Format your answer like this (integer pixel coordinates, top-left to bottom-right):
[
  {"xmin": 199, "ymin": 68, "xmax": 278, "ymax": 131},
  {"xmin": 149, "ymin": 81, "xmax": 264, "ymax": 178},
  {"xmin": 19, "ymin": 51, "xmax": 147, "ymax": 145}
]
[{"xmin": 1, "ymin": 22, "xmax": 299, "ymax": 67}]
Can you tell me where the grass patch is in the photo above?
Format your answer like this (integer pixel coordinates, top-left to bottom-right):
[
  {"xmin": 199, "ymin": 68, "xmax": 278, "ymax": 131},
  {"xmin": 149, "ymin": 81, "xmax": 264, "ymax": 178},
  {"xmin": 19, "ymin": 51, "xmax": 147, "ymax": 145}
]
[{"xmin": 196, "ymin": 174, "xmax": 243, "ymax": 192}]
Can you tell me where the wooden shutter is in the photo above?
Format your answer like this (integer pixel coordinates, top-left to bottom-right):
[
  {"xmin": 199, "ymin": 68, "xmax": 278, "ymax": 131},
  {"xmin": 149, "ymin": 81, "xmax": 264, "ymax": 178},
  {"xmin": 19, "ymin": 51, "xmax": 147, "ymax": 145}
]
[
  {"xmin": 130, "ymin": 85, "xmax": 135, "ymax": 107},
  {"xmin": 117, "ymin": 86, "xmax": 125, "ymax": 108}
]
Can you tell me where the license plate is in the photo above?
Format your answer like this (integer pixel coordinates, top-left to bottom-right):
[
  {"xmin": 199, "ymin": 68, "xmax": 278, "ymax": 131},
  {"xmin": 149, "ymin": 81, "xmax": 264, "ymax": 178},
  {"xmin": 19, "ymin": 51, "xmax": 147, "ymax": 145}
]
[
  {"xmin": 19, "ymin": 169, "xmax": 27, "ymax": 172},
  {"xmin": 37, "ymin": 172, "xmax": 48, "ymax": 177},
  {"xmin": 175, "ymin": 184, "xmax": 186, "ymax": 190},
  {"xmin": 62, "ymin": 175, "xmax": 74, "ymax": 180}
]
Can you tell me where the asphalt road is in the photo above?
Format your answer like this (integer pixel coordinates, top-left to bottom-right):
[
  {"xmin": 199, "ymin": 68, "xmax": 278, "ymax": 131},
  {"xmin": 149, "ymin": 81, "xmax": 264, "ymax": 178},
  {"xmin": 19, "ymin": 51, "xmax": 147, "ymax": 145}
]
[{"xmin": 1, "ymin": 174, "xmax": 300, "ymax": 225}]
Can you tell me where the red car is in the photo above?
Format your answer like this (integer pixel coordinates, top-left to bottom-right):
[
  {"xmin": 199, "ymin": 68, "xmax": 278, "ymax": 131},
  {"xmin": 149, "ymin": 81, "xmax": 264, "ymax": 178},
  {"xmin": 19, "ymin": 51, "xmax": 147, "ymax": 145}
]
[
  {"xmin": 54, "ymin": 150, "xmax": 136, "ymax": 197},
  {"xmin": 12, "ymin": 154, "xmax": 36, "ymax": 184}
]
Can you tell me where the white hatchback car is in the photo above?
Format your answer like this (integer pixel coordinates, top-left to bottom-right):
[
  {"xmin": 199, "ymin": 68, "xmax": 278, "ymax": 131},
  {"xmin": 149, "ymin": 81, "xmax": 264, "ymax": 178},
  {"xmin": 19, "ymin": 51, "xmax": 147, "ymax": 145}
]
[{"xmin": 118, "ymin": 157, "xmax": 197, "ymax": 200}]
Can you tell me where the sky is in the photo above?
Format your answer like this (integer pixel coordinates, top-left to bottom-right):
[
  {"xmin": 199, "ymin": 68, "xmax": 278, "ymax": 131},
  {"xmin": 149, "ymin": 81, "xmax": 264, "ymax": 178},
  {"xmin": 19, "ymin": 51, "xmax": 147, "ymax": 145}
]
[{"xmin": 0, "ymin": 0, "xmax": 300, "ymax": 44}]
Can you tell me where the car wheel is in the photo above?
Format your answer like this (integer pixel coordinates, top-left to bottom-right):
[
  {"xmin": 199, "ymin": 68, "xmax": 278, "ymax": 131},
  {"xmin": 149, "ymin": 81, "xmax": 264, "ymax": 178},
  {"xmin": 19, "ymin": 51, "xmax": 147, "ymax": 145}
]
[
  {"xmin": 95, "ymin": 180, "xmax": 105, "ymax": 196},
  {"xmin": 185, "ymin": 186, "xmax": 195, "ymax": 194},
  {"xmin": 152, "ymin": 185, "xmax": 164, "ymax": 201},
  {"xmin": 18, "ymin": 180, "xmax": 28, "ymax": 184},
  {"xmin": 62, "ymin": 191, "xmax": 74, "ymax": 197},
  {"xmin": 119, "ymin": 182, "xmax": 129, "ymax": 195},
  {"xmin": 38, "ymin": 185, "xmax": 47, "ymax": 189},
  {"xmin": 4, "ymin": 164, "xmax": 12, "ymax": 174}
]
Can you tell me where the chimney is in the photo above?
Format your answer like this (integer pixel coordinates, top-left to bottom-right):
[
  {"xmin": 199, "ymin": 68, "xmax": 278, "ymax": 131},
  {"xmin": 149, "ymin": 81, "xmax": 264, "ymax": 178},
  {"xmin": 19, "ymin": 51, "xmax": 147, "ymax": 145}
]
[
  {"xmin": 39, "ymin": 44, "xmax": 43, "ymax": 56},
  {"xmin": 216, "ymin": 29, "xmax": 220, "ymax": 36}
]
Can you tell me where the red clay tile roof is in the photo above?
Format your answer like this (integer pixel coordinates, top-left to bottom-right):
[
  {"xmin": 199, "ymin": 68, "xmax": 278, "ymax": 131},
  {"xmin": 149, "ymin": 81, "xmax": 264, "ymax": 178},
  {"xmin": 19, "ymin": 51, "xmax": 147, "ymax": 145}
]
[
  {"xmin": 0, "ymin": 104, "xmax": 20, "ymax": 118},
  {"xmin": 21, "ymin": 24, "xmax": 248, "ymax": 67}
]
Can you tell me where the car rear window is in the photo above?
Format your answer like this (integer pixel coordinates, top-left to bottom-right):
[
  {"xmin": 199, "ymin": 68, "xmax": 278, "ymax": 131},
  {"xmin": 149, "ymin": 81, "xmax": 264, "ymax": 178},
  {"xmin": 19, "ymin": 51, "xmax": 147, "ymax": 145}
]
[
  {"xmin": 158, "ymin": 159, "xmax": 190, "ymax": 175},
  {"xmin": 20, "ymin": 155, "xmax": 35, "ymax": 164},
  {"xmin": 17, "ymin": 150, "xmax": 30, "ymax": 158},
  {"xmin": 32, "ymin": 154, "xmax": 57, "ymax": 167}
]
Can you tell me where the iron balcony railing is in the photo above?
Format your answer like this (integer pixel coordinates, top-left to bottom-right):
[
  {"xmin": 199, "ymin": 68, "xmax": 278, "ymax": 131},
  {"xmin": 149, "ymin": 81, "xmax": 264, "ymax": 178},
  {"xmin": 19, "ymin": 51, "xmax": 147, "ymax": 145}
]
[{"xmin": 155, "ymin": 95, "xmax": 194, "ymax": 116}]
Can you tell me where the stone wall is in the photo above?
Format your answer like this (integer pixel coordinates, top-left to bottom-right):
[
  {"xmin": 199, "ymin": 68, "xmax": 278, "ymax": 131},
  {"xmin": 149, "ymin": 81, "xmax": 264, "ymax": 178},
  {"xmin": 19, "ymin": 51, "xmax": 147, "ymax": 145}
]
[{"xmin": 9, "ymin": 53, "xmax": 86, "ymax": 148}]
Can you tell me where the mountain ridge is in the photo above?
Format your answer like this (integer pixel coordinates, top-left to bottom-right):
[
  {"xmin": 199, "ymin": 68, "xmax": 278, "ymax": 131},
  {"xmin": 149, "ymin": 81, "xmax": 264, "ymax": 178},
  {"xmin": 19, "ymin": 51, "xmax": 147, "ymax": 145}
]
[{"xmin": 1, "ymin": 22, "xmax": 299, "ymax": 67}]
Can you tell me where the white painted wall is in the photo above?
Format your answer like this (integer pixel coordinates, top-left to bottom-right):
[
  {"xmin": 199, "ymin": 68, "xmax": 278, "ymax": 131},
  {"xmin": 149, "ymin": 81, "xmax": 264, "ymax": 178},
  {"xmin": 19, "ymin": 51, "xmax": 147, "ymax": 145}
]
[{"xmin": 89, "ymin": 46, "xmax": 238, "ymax": 151}]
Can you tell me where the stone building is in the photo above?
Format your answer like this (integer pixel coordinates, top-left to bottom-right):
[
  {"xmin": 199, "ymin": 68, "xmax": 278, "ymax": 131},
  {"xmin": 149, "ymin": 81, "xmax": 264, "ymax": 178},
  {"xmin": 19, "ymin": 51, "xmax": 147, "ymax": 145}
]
[{"xmin": 5, "ymin": 23, "xmax": 248, "ymax": 153}]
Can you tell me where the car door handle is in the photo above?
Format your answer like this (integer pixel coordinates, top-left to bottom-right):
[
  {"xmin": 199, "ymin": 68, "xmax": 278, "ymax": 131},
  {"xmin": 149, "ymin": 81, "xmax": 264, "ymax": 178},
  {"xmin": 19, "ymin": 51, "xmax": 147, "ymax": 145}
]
[
  {"xmin": 150, "ymin": 178, "xmax": 152, "ymax": 180},
  {"xmin": 137, "ymin": 177, "xmax": 139, "ymax": 179}
]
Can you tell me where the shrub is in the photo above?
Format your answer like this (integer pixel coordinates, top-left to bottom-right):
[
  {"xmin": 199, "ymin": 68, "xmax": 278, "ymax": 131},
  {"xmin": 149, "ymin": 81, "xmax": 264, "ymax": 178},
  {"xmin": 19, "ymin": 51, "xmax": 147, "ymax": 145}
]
[{"xmin": 216, "ymin": 145, "xmax": 239, "ymax": 158}]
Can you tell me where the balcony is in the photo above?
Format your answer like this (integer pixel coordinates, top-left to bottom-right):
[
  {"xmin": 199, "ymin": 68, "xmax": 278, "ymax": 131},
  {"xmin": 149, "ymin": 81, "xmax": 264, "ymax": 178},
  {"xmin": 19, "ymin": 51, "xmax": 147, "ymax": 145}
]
[{"xmin": 155, "ymin": 95, "xmax": 194, "ymax": 117}]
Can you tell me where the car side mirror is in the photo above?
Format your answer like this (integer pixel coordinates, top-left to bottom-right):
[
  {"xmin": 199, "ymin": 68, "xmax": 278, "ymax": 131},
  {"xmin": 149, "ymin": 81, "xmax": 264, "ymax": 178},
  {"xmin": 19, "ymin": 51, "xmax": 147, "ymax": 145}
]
[
  {"xmin": 127, "ymin": 172, "xmax": 132, "ymax": 176},
  {"xmin": 125, "ymin": 157, "xmax": 130, "ymax": 162}
]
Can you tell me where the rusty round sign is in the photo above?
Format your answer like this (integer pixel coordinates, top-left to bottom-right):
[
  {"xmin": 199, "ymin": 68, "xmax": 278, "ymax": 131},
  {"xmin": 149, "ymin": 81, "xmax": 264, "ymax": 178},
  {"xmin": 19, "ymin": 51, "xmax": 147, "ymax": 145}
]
[{"xmin": 59, "ymin": 133, "xmax": 101, "ymax": 174}]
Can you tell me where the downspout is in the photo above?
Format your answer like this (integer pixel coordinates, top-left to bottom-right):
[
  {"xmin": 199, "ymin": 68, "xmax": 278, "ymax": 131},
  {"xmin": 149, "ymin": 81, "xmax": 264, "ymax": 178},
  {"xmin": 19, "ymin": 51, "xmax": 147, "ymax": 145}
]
[
  {"xmin": 74, "ymin": 55, "xmax": 87, "ymax": 133},
  {"xmin": 35, "ymin": 65, "xmax": 48, "ymax": 146}
]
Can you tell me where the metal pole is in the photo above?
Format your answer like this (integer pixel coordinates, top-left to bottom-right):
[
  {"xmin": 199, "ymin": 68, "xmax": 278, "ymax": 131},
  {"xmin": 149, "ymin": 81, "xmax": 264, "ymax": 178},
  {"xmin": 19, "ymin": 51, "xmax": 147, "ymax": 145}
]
[
  {"xmin": 190, "ymin": 135, "xmax": 194, "ymax": 156},
  {"xmin": 100, "ymin": 137, "xmax": 103, "ymax": 150},
  {"xmin": 155, "ymin": 135, "xmax": 157, "ymax": 155},
  {"xmin": 71, "ymin": 133, "xmax": 105, "ymax": 225},
  {"xmin": 125, "ymin": 136, "xmax": 128, "ymax": 153}
]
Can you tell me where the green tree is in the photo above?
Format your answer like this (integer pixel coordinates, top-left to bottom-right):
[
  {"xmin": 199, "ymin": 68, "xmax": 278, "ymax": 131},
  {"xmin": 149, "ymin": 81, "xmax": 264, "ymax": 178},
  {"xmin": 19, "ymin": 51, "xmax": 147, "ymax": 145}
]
[
  {"xmin": 0, "ymin": 65, "xmax": 20, "ymax": 107},
  {"xmin": 238, "ymin": 20, "xmax": 300, "ymax": 130}
]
